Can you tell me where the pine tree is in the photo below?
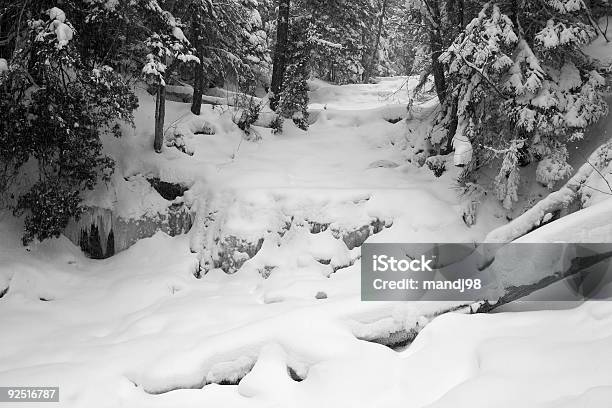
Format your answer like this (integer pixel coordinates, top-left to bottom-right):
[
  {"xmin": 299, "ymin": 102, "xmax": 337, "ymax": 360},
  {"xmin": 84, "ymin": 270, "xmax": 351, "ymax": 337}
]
[
  {"xmin": 441, "ymin": 1, "xmax": 608, "ymax": 209},
  {"xmin": 363, "ymin": 0, "xmax": 390, "ymax": 81},
  {"xmin": 270, "ymin": 0, "xmax": 291, "ymax": 110},
  {"xmin": 141, "ymin": 8, "xmax": 199, "ymax": 152},
  {"xmin": 303, "ymin": 0, "xmax": 377, "ymax": 84},
  {"xmin": 0, "ymin": 6, "xmax": 137, "ymax": 243},
  {"xmin": 277, "ymin": 24, "xmax": 310, "ymax": 130},
  {"xmin": 185, "ymin": 0, "xmax": 270, "ymax": 115}
]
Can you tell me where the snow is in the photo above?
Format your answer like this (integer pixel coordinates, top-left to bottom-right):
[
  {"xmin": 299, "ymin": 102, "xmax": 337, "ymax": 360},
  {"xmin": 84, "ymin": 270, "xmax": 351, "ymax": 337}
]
[
  {"xmin": 1, "ymin": 75, "xmax": 612, "ymax": 407},
  {"xmin": 172, "ymin": 26, "xmax": 187, "ymax": 43},
  {"xmin": 2, "ymin": 211, "xmax": 612, "ymax": 407},
  {"xmin": 308, "ymin": 76, "xmax": 414, "ymax": 110},
  {"xmin": 535, "ymin": 156, "xmax": 573, "ymax": 189},
  {"xmin": 47, "ymin": 7, "xmax": 66, "ymax": 23},
  {"xmin": 516, "ymin": 197, "xmax": 612, "ymax": 243},
  {"xmin": 452, "ymin": 120, "xmax": 473, "ymax": 166},
  {"xmin": 0, "ymin": 58, "xmax": 8, "ymax": 73},
  {"xmin": 536, "ymin": 20, "xmax": 560, "ymax": 48},
  {"xmin": 558, "ymin": 61, "xmax": 581, "ymax": 90},
  {"xmin": 486, "ymin": 136, "xmax": 612, "ymax": 243},
  {"xmin": 46, "ymin": 7, "xmax": 73, "ymax": 48},
  {"xmin": 583, "ymin": 17, "xmax": 612, "ymax": 66}
]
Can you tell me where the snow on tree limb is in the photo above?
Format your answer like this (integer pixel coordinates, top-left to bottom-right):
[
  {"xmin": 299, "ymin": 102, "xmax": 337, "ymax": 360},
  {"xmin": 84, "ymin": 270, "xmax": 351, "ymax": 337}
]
[{"xmin": 486, "ymin": 140, "xmax": 612, "ymax": 243}]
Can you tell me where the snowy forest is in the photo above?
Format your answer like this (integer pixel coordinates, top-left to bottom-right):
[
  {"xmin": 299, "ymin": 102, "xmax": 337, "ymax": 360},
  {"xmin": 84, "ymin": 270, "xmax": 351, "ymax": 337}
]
[{"xmin": 1, "ymin": 0, "xmax": 612, "ymax": 406}]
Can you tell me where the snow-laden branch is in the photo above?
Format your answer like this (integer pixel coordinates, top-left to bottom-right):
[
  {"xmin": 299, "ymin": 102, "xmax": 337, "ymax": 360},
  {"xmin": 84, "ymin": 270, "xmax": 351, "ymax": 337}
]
[{"xmin": 485, "ymin": 140, "xmax": 612, "ymax": 243}]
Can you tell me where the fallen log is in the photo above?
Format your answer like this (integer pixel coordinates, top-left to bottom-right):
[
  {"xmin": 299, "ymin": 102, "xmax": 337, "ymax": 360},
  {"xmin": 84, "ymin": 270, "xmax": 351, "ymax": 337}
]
[
  {"xmin": 485, "ymin": 140, "xmax": 612, "ymax": 243},
  {"xmin": 476, "ymin": 249, "xmax": 612, "ymax": 313}
]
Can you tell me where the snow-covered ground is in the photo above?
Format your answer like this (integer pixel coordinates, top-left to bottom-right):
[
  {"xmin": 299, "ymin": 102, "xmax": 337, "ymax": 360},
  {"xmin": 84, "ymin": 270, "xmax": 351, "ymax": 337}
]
[{"xmin": 1, "ymin": 76, "xmax": 612, "ymax": 407}]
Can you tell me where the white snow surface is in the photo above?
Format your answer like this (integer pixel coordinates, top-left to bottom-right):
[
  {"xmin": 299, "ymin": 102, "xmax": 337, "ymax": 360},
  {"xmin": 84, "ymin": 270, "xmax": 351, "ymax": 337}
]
[
  {"xmin": 1, "ymin": 76, "xmax": 612, "ymax": 407},
  {"xmin": 2, "ymin": 211, "xmax": 612, "ymax": 407}
]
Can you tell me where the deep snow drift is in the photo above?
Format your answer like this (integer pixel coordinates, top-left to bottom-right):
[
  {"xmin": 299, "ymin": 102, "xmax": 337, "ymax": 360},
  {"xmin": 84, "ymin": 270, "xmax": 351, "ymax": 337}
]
[{"xmin": 1, "ymin": 76, "xmax": 612, "ymax": 407}]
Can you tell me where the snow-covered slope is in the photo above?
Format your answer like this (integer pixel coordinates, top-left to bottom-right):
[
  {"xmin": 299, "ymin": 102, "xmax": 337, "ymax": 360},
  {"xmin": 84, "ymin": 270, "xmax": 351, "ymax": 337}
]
[
  {"xmin": 1, "ymin": 76, "xmax": 611, "ymax": 408},
  {"xmin": 2, "ymin": 210, "xmax": 612, "ymax": 407},
  {"xmin": 64, "ymin": 76, "xmax": 502, "ymax": 271}
]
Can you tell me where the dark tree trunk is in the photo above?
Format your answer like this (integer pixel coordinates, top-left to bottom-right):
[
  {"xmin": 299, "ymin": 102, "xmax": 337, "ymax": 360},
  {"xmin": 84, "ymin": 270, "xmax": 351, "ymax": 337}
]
[
  {"xmin": 424, "ymin": 0, "xmax": 450, "ymax": 105},
  {"xmin": 270, "ymin": 0, "xmax": 290, "ymax": 111},
  {"xmin": 444, "ymin": 98, "xmax": 459, "ymax": 153},
  {"xmin": 364, "ymin": 0, "xmax": 389, "ymax": 82},
  {"xmin": 191, "ymin": 55, "xmax": 204, "ymax": 115},
  {"xmin": 430, "ymin": 39, "xmax": 446, "ymax": 104},
  {"xmin": 154, "ymin": 85, "xmax": 166, "ymax": 153},
  {"xmin": 190, "ymin": 8, "xmax": 206, "ymax": 116},
  {"xmin": 443, "ymin": 0, "xmax": 465, "ymax": 152}
]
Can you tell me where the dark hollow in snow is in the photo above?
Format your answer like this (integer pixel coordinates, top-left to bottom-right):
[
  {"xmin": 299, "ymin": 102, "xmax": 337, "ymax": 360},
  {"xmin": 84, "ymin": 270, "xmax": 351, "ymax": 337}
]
[
  {"xmin": 147, "ymin": 178, "xmax": 190, "ymax": 201},
  {"xmin": 384, "ymin": 117, "xmax": 404, "ymax": 124},
  {"xmin": 287, "ymin": 366, "xmax": 306, "ymax": 382},
  {"xmin": 367, "ymin": 328, "xmax": 420, "ymax": 350},
  {"xmin": 0, "ymin": 286, "xmax": 8, "ymax": 299}
]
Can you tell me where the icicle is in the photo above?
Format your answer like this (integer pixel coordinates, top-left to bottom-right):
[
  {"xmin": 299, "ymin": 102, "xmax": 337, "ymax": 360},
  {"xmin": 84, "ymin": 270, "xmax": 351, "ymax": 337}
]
[{"xmin": 92, "ymin": 207, "xmax": 113, "ymax": 256}]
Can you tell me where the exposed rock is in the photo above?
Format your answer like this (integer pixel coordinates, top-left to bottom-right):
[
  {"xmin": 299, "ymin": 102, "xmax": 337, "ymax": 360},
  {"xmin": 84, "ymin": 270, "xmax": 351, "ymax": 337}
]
[
  {"xmin": 259, "ymin": 266, "xmax": 275, "ymax": 279},
  {"xmin": 367, "ymin": 328, "xmax": 420, "ymax": 349},
  {"xmin": 215, "ymin": 236, "xmax": 265, "ymax": 274},
  {"xmin": 331, "ymin": 258, "xmax": 356, "ymax": 273},
  {"xmin": 334, "ymin": 218, "xmax": 389, "ymax": 250},
  {"xmin": 65, "ymin": 204, "xmax": 193, "ymax": 259},
  {"xmin": 315, "ymin": 291, "xmax": 328, "ymax": 299},
  {"xmin": 307, "ymin": 221, "xmax": 330, "ymax": 233},
  {"xmin": 426, "ymin": 155, "xmax": 447, "ymax": 177}
]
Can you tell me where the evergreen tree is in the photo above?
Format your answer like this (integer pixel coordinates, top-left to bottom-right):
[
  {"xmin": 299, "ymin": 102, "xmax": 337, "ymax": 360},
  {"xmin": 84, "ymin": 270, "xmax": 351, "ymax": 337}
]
[
  {"xmin": 303, "ymin": 0, "xmax": 377, "ymax": 84},
  {"xmin": 0, "ymin": 6, "xmax": 137, "ymax": 243},
  {"xmin": 277, "ymin": 20, "xmax": 311, "ymax": 130},
  {"xmin": 363, "ymin": 0, "xmax": 391, "ymax": 81},
  {"xmin": 185, "ymin": 0, "xmax": 270, "ymax": 116},
  {"xmin": 270, "ymin": 0, "xmax": 291, "ymax": 110},
  {"xmin": 441, "ymin": 1, "xmax": 608, "ymax": 208},
  {"xmin": 141, "ymin": 8, "xmax": 199, "ymax": 152}
]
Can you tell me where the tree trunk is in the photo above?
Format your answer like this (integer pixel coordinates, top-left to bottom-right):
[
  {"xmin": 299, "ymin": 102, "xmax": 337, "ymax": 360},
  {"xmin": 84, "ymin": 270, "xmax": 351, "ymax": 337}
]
[
  {"xmin": 443, "ymin": 98, "xmax": 459, "ymax": 153},
  {"xmin": 429, "ymin": 0, "xmax": 446, "ymax": 105},
  {"xmin": 270, "ymin": 0, "xmax": 290, "ymax": 111},
  {"xmin": 364, "ymin": 0, "xmax": 388, "ymax": 82},
  {"xmin": 191, "ymin": 55, "xmax": 204, "ymax": 115},
  {"xmin": 443, "ymin": 0, "xmax": 464, "ymax": 152},
  {"xmin": 154, "ymin": 85, "xmax": 166, "ymax": 153}
]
